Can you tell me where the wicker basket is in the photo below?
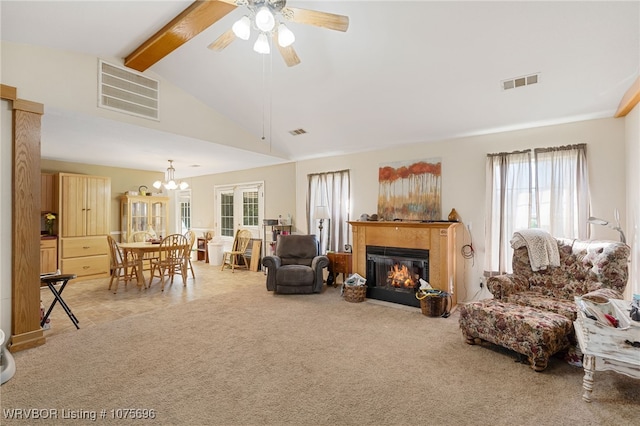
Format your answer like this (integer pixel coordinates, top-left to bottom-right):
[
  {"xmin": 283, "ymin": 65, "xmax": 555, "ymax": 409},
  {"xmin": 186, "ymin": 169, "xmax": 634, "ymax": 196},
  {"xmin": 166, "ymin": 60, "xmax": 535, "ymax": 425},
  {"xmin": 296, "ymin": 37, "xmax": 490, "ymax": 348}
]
[
  {"xmin": 419, "ymin": 295, "xmax": 447, "ymax": 317},
  {"xmin": 342, "ymin": 284, "xmax": 367, "ymax": 303}
]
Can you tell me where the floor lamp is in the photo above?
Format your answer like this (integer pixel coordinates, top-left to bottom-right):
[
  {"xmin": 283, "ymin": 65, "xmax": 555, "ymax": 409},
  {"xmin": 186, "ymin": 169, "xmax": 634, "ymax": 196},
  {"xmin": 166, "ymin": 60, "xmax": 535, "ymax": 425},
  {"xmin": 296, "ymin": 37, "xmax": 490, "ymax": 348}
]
[
  {"xmin": 588, "ymin": 209, "xmax": 626, "ymax": 243},
  {"xmin": 314, "ymin": 206, "xmax": 331, "ymax": 254}
]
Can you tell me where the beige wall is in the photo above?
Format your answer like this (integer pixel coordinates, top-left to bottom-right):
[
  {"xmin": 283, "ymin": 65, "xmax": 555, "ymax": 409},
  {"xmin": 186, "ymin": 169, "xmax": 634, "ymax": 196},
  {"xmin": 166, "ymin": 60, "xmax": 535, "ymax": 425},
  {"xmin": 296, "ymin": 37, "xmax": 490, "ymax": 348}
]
[
  {"xmin": 188, "ymin": 162, "xmax": 297, "ymax": 233},
  {"xmin": 295, "ymin": 117, "xmax": 627, "ymax": 302},
  {"xmin": 625, "ymin": 104, "xmax": 640, "ymax": 297}
]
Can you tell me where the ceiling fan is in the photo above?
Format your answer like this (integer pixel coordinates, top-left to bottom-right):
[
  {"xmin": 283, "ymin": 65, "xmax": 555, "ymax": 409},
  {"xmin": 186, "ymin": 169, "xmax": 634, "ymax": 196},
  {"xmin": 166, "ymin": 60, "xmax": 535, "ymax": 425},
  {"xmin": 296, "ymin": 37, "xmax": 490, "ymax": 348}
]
[
  {"xmin": 124, "ymin": 0, "xmax": 349, "ymax": 72},
  {"xmin": 207, "ymin": 0, "xmax": 350, "ymax": 67}
]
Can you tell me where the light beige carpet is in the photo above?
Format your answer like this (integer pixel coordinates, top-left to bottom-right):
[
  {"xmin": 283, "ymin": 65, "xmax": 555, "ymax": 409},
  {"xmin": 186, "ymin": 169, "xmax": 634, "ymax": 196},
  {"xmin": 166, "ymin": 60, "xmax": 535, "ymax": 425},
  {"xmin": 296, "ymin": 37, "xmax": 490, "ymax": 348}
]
[{"xmin": 1, "ymin": 275, "xmax": 637, "ymax": 425}]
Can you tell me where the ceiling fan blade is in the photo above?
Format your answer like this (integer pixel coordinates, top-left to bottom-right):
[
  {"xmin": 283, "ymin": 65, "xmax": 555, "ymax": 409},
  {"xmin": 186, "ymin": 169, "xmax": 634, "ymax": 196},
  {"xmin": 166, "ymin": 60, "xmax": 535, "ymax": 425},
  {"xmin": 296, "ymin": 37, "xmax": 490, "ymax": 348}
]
[
  {"xmin": 125, "ymin": 0, "xmax": 237, "ymax": 72},
  {"xmin": 276, "ymin": 43, "xmax": 301, "ymax": 67},
  {"xmin": 272, "ymin": 30, "xmax": 301, "ymax": 67},
  {"xmin": 283, "ymin": 7, "xmax": 349, "ymax": 32},
  {"xmin": 208, "ymin": 29, "xmax": 237, "ymax": 51}
]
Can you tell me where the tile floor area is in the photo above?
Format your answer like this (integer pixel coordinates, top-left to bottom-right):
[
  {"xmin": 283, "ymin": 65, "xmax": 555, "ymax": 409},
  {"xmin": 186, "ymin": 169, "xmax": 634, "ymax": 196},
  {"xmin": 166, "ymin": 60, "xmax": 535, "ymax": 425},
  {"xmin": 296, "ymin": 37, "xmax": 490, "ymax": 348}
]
[{"xmin": 39, "ymin": 260, "xmax": 263, "ymax": 339}]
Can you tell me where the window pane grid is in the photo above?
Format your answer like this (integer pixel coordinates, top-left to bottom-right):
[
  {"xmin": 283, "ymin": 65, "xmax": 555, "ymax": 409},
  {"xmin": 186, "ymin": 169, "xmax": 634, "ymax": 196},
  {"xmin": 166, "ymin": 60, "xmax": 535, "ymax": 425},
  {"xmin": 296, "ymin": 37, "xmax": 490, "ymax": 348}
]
[
  {"xmin": 243, "ymin": 191, "xmax": 258, "ymax": 226},
  {"xmin": 221, "ymin": 193, "xmax": 234, "ymax": 237}
]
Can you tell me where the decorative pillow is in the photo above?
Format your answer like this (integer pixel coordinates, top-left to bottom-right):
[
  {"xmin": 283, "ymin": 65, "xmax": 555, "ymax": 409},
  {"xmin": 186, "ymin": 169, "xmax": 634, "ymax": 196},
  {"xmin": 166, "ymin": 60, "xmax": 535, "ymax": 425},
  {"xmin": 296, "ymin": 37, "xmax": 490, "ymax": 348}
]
[{"xmin": 582, "ymin": 287, "xmax": 623, "ymax": 303}]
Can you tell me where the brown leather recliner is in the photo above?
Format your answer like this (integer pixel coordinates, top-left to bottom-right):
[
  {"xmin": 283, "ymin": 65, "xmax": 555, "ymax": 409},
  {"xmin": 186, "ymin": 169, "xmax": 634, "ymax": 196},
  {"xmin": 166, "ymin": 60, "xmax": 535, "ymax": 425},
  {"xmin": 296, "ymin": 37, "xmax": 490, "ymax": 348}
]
[{"xmin": 262, "ymin": 234, "xmax": 329, "ymax": 294}]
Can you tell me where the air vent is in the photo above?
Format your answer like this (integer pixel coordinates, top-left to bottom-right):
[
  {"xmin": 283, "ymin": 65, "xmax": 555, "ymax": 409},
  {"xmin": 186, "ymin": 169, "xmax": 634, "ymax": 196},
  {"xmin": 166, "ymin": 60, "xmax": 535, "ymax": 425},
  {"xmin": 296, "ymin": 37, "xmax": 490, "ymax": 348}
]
[
  {"xmin": 288, "ymin": 128, "xmax": 307, "ymax": 136},
  {"xmin": 501, "ymin": 73, "xmax": 540, "ymax": 91},
  {"xmin": 98, "ymin": 60, "xmax": 159, "ymax": 120}
]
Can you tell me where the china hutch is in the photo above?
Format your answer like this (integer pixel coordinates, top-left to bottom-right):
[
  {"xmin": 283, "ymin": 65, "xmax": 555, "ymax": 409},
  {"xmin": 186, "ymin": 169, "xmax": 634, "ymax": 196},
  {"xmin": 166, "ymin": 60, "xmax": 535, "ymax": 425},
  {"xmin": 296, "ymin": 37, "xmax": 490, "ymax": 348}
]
[{"xmin": 119, "ymin": 195, "xmax": 170, "ymax": 243}]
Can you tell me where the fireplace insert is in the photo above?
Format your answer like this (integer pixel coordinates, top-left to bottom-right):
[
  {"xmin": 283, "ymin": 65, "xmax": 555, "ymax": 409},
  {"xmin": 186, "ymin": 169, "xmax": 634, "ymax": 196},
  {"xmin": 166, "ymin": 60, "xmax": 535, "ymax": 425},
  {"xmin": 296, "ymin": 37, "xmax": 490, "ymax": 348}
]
[{"xmin": 366, "ymin": 246, "xmax": 429, "ymax": 307}]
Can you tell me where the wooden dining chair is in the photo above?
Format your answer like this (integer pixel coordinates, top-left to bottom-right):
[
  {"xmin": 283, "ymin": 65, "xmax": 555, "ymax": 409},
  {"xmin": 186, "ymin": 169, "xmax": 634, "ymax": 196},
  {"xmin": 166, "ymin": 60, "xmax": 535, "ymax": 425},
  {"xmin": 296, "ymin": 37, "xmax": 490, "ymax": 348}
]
[
  {"xmin": 150, "ymin": 234, "xmax": 190, "ymax": 291},
  {"xmin": 184, "ymin": 230, "xmax": 197, "ymax": 278},
  {"xmin": 221, "ymin": 229, "xmax": 253, "ymax": 272},
  {"xmin": 129, "ymin": 230, "xmax": 156, "ymax": 271},
  {"xmin": 107, "ymin": 235, "xmax": 138, "ymax": 294}
]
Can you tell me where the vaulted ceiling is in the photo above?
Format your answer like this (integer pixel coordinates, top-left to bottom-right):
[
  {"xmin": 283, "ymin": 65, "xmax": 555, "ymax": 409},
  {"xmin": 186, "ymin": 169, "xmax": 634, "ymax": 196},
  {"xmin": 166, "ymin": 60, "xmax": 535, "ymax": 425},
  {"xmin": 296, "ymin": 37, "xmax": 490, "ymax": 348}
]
[{"xmin": 2, "ymin": 1, "xmax": 638, "ymax": 178}]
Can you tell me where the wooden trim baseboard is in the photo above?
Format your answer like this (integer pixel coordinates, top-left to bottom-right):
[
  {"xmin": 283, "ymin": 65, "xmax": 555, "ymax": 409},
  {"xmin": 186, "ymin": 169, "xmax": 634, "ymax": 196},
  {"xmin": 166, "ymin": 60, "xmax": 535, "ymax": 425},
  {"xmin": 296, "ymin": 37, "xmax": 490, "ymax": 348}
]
[{"xmin": 9, "ymin": 329, "xmax": 46, "ymax": 353}]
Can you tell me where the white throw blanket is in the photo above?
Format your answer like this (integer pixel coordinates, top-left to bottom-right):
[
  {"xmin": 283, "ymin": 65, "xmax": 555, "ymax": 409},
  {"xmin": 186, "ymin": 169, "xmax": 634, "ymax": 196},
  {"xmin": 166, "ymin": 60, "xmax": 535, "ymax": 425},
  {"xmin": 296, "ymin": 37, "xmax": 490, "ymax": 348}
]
[{"xmin": 510, "ymin": 229, "xmax": 560, "ymax": 271}]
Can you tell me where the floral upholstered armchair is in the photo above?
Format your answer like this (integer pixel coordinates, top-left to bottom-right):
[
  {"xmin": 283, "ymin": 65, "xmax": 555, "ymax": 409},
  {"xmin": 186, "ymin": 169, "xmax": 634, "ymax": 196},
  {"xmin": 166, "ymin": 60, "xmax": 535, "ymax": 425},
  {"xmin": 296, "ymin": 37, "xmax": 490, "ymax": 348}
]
[{"xmin": 487, "ymin": 238, "xmax": 630, "ymax": 321}]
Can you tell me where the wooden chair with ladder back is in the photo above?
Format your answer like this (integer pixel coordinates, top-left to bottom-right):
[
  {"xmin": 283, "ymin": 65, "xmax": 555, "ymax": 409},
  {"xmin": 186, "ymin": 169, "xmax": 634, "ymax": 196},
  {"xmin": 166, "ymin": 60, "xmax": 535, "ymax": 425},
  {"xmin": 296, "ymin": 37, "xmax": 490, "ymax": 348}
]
[
  {"xmin": 107, "ymin": 235, "xmax": 138, "ymax": 293},
  {"xmin": 149, "ymin": 234, "xmax": 190, "ymax": 291},
  {"xmin": 221, "ymin": 229, "xmax": 253, "ymax": 272}
]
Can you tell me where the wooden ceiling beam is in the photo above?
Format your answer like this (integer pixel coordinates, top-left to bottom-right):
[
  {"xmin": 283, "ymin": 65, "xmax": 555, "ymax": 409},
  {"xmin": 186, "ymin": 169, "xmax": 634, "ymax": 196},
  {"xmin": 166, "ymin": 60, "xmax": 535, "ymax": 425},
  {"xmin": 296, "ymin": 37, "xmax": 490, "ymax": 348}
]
[
  {"xmin": 124, "ymin": 0, "xmax": 237, "ymax": 72},
  {"xmin": 614, "ymin": 75, "xmax": 640, "ymax": 118}
]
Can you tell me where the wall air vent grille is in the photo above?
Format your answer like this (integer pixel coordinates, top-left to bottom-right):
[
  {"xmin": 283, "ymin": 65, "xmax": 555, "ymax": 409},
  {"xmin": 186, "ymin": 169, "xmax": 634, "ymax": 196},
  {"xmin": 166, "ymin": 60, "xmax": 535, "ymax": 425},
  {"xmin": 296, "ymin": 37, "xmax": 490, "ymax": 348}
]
[
  {"xmin": 501, "ymin": 73, "xmax": 540, "ymax": 91},
  {"xmin": 98, "ymin": 60, "xmax": 159, "ymax": 120},
  {"xmin": 288, "ymin": 128, "xmax": 307, "ymax": 136}
]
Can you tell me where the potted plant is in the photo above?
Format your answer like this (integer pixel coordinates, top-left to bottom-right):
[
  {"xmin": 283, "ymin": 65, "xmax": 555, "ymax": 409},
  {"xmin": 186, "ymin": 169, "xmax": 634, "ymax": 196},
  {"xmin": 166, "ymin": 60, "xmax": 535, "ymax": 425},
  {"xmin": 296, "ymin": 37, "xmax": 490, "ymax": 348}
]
[{"xmin": 44, "ymin": 213, "xmax": 56, "ymax": 236}]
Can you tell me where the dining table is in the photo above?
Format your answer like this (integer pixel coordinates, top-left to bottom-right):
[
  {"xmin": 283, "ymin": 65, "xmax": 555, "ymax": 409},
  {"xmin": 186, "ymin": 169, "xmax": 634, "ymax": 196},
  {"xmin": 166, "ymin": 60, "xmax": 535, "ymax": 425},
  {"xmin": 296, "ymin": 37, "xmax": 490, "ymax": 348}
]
[{"xmin": 117, "ymin": 241, "xmax": 189, "ymax": 288}]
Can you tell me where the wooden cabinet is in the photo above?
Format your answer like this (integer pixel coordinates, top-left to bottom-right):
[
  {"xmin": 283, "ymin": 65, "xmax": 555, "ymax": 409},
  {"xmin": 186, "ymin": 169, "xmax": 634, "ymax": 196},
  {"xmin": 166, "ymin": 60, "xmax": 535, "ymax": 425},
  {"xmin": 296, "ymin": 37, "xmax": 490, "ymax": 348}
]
[
  {"xmin": 40, "ymin": 237, "xmax": 57, "ymax": 274},
  {"xmin": 59, "ymin": 173, "xmax": 110, "ymax": 237},
  {"xmin": 57, "ymin": 173, "xmax": 111, "ymax": 279},
  {"xmin": 120, "ymin": 195, "xmax": 169, "ymax": 243},
  {"xmin": 40, "ymin": 172, "xmax": 55, "ymax": 212}
]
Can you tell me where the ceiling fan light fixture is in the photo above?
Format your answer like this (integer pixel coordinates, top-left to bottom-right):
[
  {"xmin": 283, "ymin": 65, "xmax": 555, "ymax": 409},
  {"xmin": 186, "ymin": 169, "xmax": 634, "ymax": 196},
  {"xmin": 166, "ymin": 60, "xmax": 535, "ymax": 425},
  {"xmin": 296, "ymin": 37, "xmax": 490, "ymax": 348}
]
[
  {"xmin": 232, "ymin": 16, "xmax": 251, "ymax": 40},
  {"xmin": 254, "ymin": 32, "xmax": 270, "ymax": 54},
  {"xmin": 277, "ymin": 23, "xmax": 295, "ymax": 47},
  {"xmin": 255, "ymin": 7, "xmax": 276, "ymax": 32}
]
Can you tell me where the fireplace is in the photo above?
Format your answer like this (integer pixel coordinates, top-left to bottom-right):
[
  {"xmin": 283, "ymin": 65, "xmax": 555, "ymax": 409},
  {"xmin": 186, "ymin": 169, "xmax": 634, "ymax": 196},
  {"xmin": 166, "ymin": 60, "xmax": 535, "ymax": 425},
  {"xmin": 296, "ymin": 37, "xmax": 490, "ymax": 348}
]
[
  {"xmin": 350, "ymin": 221, "xmax": 461, "ymax": 309},
  {"xmin": 366, "ymin": 246, "xmax": 429, "ymax": 308}
]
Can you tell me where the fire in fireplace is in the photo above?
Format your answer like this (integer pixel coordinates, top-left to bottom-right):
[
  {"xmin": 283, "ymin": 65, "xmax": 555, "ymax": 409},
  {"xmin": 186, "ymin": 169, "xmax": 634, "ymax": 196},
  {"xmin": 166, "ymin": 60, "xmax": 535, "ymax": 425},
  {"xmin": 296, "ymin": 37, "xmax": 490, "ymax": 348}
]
[{"xmin": 366, "ymin": 246, "xmax": 429, "ymax": 307}]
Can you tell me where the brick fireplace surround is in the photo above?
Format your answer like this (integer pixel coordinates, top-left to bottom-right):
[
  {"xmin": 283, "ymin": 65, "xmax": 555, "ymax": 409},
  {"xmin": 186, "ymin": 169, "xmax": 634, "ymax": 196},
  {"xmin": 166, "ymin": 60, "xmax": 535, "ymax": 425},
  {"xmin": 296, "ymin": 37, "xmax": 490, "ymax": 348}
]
[{"xmin": 349, "ymin": 221, "xmax": 464, "ymax": 309}]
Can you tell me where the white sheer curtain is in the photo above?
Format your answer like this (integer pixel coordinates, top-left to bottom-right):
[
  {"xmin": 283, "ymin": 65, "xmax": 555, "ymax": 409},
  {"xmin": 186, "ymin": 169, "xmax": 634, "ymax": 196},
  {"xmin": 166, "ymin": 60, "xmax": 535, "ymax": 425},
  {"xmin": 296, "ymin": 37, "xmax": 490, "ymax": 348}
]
[
  {"xmin": 484, "ymin": 150, "xmax": 532, "ymax": 275},
  {"xmin": 534, "ymin": 144, "xmax": 590, "ymax": 239},
  {"xmin": 485, "ymin": 144, "xmax": 591, "ymax": 276},
  {"xmin": 307, "ymin": 170, "xmax": 350, "ymax": 254}
]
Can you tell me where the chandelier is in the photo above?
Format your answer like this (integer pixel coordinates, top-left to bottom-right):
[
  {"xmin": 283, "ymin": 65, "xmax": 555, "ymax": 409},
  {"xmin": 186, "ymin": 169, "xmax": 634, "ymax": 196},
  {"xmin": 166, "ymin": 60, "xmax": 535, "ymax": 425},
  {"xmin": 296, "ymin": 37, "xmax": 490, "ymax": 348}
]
[
  {"xmin": 231, "ymin": 0, "xmax": 295, "ymax": 55},
  {"xmin": 153, "ymin": 160, "xmax": 189, "ymax": 191}
]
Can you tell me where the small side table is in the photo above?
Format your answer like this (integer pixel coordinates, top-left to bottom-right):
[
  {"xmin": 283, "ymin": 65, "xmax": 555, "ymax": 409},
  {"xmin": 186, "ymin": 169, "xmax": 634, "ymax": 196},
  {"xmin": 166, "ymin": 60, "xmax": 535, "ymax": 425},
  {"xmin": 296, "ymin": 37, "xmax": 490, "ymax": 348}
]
[
  {"xmin": 40, "ymin": 274, "xmax": 79, "ymax": 329},
  {"xmin": 326, "ymin": 252, "xmax": 352, "ymax": 287},
  {"xmin": 574, "ymin": 298, "xmax": 640, "ymax": 402}
]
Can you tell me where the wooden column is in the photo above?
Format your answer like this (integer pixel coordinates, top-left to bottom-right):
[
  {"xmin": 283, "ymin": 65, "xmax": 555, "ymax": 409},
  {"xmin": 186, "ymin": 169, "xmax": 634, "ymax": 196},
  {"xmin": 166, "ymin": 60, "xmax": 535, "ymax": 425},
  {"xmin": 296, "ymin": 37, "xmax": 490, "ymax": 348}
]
[{"xmin": 2, "ymin": 84, "xmax": 46, "ymax": 352}]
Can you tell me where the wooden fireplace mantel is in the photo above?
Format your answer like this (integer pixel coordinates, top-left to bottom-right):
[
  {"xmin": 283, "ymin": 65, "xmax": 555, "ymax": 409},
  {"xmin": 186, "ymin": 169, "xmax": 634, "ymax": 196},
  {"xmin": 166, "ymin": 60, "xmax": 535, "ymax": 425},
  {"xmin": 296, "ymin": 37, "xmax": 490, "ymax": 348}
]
[{"xmin": 349, "ymin": 221, "xmax": 464, "ymax": 308}]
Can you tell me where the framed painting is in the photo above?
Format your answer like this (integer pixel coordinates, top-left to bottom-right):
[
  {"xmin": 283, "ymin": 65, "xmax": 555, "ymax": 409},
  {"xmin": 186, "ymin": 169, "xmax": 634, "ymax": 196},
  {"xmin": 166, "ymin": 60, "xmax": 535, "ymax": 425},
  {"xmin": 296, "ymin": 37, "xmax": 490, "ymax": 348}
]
[{"xmin": 378, "ymin": 158, "xmax": 442, "ymax": 221}]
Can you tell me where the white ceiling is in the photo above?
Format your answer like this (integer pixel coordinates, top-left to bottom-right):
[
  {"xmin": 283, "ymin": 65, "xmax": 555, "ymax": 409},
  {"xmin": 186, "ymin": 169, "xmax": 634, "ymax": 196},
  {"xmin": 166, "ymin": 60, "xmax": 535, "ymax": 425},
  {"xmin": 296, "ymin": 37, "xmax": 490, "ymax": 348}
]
[{"xmin": 2, "ymin": 1, "xmax": 639, "ymax": 179}]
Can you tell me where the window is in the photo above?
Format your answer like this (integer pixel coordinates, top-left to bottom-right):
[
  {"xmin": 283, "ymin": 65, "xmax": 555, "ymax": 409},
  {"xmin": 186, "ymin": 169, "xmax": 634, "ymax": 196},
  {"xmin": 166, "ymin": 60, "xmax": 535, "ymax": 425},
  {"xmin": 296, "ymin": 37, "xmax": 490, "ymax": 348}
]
[
  {"xmin": 177, "ymin": 190, "xmax": 191, "ymax": 234},
  {"xmin": 485, "ymin": 144, "xmax": 590, "ymax": 275},
  {"xmin": 214, "ymin": 182, "xmax": 264, "ymax": 242},
  {"xmin": 307, "ymin": 170, "xmax": 350, "ymax": 254},
  {"xmin": 243, "ymin": 191, "xmax": 259, "ymax": 227},
  {"xmin": 220, "ymin": 192, "xmax": 234, "ymax": 237}
]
